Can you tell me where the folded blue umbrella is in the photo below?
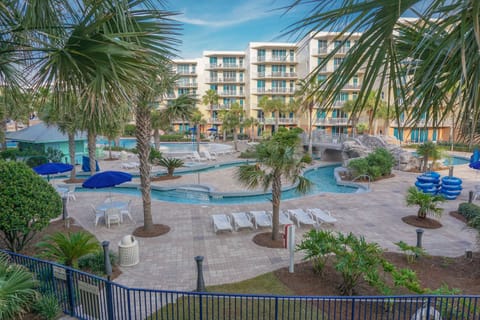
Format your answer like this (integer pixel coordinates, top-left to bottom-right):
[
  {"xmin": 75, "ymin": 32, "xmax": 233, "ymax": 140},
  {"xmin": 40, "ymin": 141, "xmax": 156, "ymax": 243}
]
[{"xmin": 82, "ymin": 171, "xmax": 132, "ymax": 189}]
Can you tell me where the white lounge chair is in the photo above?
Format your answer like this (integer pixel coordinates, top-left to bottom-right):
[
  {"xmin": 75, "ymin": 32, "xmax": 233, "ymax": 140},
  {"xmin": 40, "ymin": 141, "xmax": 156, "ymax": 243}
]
[
  {"xmin": 202, "ymin": 150, "xmax": 217, "ymax": 161},
  {"xmin": 287, "ymin": 209, "xmax": 317, "ymax": 228},
  {"xmin": 307, "ymin": 208, "xmax": 337, "ymax": 225},
  {"xmin": 231, "ymin": 212, "xmax": 254, "ymax": 231},
  {"xmin": 212, "ymin": 214, "xmax": 233, "ymax": 233},
  {"xmin": 122, "ymin": 162, "xmax": 137, "ymax": 169},
  {"xmin": 279, "ymin": 211, "xmax": 294, "ymax": 226},
  {"xmin": 249, "ymin": 211, "xmax": 272, "ymax": 229},
  {"xmin": 189, "ymin": 151, "xmax": 207, "ymax": 162}
]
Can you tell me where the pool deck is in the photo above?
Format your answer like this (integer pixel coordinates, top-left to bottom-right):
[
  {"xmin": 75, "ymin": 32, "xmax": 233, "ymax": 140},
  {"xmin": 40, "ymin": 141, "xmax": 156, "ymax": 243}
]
[{"xmin": 64, "ymin": 146, "xmax": 479, "ymax": 291}]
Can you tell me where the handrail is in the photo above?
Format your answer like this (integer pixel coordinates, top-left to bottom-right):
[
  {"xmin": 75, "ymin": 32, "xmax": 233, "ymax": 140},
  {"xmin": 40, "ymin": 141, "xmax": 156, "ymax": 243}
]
[{"xmin": 352, "ymin": 174, "xmax": 371, "ymax": 190}]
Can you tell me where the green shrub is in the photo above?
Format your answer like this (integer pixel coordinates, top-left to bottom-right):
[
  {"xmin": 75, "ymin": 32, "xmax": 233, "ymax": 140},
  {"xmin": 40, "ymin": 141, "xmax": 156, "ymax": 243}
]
[
  {"xmin": 457, "ymin": 202, "xmax": 480, "ymax": 221},
  {"xmin": 348, "ymin": 148, "xmax": 395, "ymax": 180},
  {"xmin": 0, "ymin": 149, "xmax": 18, "ymax": 161},
  {"xmin": 0, "ymin": 161, "xmax": 62, "ymax": 252},
  {"xmin": 123, "ymin": 124, "xmax": 136, "ymax": 136},
  {"xmin": 25, "ymin": 155, "xmax": 48, "ymax": 168},
  {"xmin": 149, "ymin": 147, "xmax": 163, "ymax": 164},
  {"xmin": 239, "ymin": 148, "xmax": 257, "ymax": 159},
  {"xmin": 78, "ymin": 250, "xmax": 118, "ymax": 276},
  {"xmin": 45, "ymin": 147, "xmax": 64, "ymax": 163},
  {"xmin": 158, "ymin": 157, "xmax": 184, "ymax": 176},
  {"xmin": 160, "ymin": 133, "xmax": 189, "ymax": 142},
  {"xmin": 33, "ymin": 294, "xmax": 61, "ymax": 320},
  {"xmin": 296, "ymin": 229, "xmax": 337, "ymax": 274},
  {"xmin": 301, "ymin": 153, "xmax": 313, "ymax": 164},
  {"xmin": 394, "ymin": 241, "xmax": 426, "ymax": 263}
]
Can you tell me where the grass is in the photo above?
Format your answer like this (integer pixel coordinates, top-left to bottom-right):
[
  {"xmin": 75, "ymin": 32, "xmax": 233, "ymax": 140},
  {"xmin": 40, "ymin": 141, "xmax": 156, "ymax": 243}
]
[{"xmin": 147, "ymin": 273, "xmax": 328, "ymax": 319}]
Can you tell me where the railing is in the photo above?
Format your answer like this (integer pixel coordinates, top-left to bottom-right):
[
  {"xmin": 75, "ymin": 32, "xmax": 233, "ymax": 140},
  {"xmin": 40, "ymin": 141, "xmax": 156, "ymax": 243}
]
[
  {"xmin": 206, "ymin": 78, "xmax": 242, "ymax": 83},
  {"xmin": 175, "ymin": 82, "xmax": 198, "ymax": 88},
  {"xmin": 253, "ymin": 87, "xmax": 296, "ymax": 94},
  {"xmin": 207, "ymin": 64, "xmax": 244, "ymax": 69},
  {"xmin": 3, "ymin": 250, "xmax": 480, "ymax": 320},
  {"xmin": 315, "ymin": 117, "xmax": 349, "ymax": 125},
  {"xmin": 254, "ymin": 72, "xmax": 297, "ymax": 78},
  {"xmin": 218, "ymin": 91, "xmax": 244, "ymax": 97},
  {"xmin": 254, "ymin": 56, "xmax": 296, "ymax": 63},
  {"xmin": 258, "ymin": 117, "xmax": 297, "ymax": 125},
  {"xmin": 352, "ymin": 174, "xmax": 371, "ymax": 190}
]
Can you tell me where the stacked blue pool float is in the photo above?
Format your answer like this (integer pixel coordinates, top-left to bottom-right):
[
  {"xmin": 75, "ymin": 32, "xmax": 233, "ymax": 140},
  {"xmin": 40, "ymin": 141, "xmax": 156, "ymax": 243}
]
[
  {"xmin": 414, "ymin": 171, "xmax": 462, "ymax": 200},
  {"xmin": 415, "ymin": 172, "xmax": 441, "ymax": 195}
]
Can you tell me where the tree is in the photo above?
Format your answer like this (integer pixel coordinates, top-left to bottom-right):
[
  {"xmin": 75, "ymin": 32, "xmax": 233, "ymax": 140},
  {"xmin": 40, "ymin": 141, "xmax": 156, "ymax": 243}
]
[
  {"xmin": 236, "ymin": 129, "xmax": 311, "ymax": 240},
  {"xmin": 0, "ymin": 161, "xmax": 62, "ymax": 252},
  {"xmin": 294, "ymin": 78, "xmax": 320, "ymax": 156},
  {"xmin": 220, "ymin": 103, "xmax": 244, "ymax": 152},
  {"xmin": 151, "ymin": 109, "xmax": 170, "ymax": 150},
  {"xmin": 286, "ymin": 0, "xmax": 479, "ymax": 138},
  {"xmin": 0, "ymin": 253, "xmax": 38, "ymax": 320},
  {"xmin": 243, "ymin": 117, "xmax": 259, "ymax": 142},
  {"xmin": 416, "ymin": 142, "xmax": 443, "ymax": 172},
  {"xmin": 190, "ymin": 109, "xmax": 206, "ymax": 152},
  {"xmin": 163, "ymin": 94, "xmax": 197, "ymax": 132},
  {"xmin": 37, "ymin": 232, "xmax": 100, "ymax": 268},
  {"xmin": 100, "ymin": 106, "xmax": 130, "ymax": 159},
  {"xmin": 406, "ymin": 187, "xmax": 445, "ymax": 220},
  {"xmin": 258, "ymin": 96, "xmax": 288, "ymax": 134},
  {"xmin": 202, "ymin": 89, "xmax": 220, "ymax": 110},
  {"xmin": 159, "ymin": 158, "xmax": 184, "ymax": 176}
]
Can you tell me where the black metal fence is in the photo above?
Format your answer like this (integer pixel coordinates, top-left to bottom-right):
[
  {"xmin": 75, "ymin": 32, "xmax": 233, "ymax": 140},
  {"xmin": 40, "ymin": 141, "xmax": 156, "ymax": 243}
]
[{"xmin": 4, "ymin": 250, "xmax": 480, "ymax": 320}]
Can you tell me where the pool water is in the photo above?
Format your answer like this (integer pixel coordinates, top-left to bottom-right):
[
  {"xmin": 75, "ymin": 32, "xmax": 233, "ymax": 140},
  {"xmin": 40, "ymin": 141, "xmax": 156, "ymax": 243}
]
[
  {"xmin": 410, "ymin": 152, "xmax": 469, "ymax": 166},
  {"xmin": 78, "ymin": 165, "xmax": 359, "ymax": 205}
]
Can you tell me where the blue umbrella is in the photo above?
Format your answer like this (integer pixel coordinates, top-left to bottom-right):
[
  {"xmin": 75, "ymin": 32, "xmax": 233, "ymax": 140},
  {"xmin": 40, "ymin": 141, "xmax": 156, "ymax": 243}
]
[
  {"xmin": 207, "ymin": 127, "xmax": 218, "ymax": 132},
  {"xmin": 33, "ymin": 163, "xmax": 74, "ymax": 181},
  {"xmin": 82, "ymin": 171, "xmax": 132, "ymax": 189}
]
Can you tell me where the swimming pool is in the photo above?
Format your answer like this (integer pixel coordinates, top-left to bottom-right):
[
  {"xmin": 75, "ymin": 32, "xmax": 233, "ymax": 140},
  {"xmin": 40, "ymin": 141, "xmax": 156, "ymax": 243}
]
[
  {"xmin": 78, "ymin": 165, "xmax": 361, "ymax": 205},
  {"xmin": 96, "ymin": 138, "xmax": 231, "ymax": 154},
  {"xmin": 410, "ymin": 152, "xmax": 469, "ymax": 166}
]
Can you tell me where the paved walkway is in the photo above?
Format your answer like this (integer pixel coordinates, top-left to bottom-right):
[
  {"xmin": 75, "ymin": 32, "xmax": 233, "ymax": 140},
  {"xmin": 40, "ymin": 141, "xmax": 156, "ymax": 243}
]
[{"xmin": 64, "ymin": 147, "xmax": 479, "ymax": 292}]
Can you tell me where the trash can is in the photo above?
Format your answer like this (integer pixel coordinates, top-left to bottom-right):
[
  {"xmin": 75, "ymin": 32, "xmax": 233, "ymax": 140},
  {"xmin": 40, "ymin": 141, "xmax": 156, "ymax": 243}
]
[{"xmin": 118, "ymin": 235, "xmax": 139, "ymax": 267}]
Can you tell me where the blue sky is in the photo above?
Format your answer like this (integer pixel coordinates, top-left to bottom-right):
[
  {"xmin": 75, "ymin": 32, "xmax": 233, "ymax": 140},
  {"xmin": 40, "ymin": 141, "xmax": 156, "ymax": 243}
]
[
  {"xmin": 166, "ymin": 0, "xmax": 429, "ymax": 59},
  {"xmin": 165, "ymin": 0, "xmax": 307, "ymax": 59}
]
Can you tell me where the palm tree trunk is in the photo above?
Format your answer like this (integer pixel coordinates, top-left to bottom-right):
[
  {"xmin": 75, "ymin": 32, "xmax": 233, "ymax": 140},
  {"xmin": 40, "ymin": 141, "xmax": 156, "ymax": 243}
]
[
  {"xmin": 196, "ymin": 125, "xmax": 201, "ymax": 153},
  {"xmin": 308, "ymin": 106, "xmax": 313, "ymax": 156},
  {"xmin": 233, "ymin": 128, "xmax": 238, "ymax": 151},
  {"xmin": 153, "ymin": 129, "xmax": 160, "ymax": 150},
  {"xmin": 108, "ymin": 140, "xmax": 112, "ymax": 159},
  {"xmin": 87, "ymin": 131, "xmax": 96, "ymax": 176},
  {"xmin": 0, "ymin": 118, "xmax": 7, "ymax": 151},
  {"xmin": 275, "ymin": 111, "xmax": 279, "ymax": 133},
  {"xmin": 68, "ymin": 132, "xmax": 76, "ymax": 180},
  {"xmin": 271, "ymin": 172, "xmax": 282, "ymax": 241},
  {"xmin": 136, "ymin": 102, "xmax": 153, "ymax": 231}
]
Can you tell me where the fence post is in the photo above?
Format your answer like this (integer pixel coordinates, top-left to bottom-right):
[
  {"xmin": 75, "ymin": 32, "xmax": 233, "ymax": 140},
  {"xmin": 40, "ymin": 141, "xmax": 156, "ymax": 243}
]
[
  {"xmin": 351, "ymin": 298, "xmax": 355, "ymax": 320},
  {"xmin": 199, "ymin": 294, "xmax": 203, "ymax": 320},
  {"xmin": 195, "ymin": 256, "xmax": 206, "ymax": 292},
  {"xmin": 274, "ymin": 297, "xmax": 278, "ymax": 320},
  {"xmin": 103, "ymin": 241, "xmax": 115, "ymax": 320},
  {"xmin": 66, "ymin": 268, "xmax": 76, "ymax": 316},
  {"xmin": 426, "ymin": 296, "xmax": 431, "ymax": 319}
]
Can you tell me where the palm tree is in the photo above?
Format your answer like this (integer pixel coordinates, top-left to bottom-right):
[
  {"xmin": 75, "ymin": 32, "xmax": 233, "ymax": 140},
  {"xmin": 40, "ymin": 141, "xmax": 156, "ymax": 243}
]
[
  {"xmin": 159, "ymin": 158, "xmax": 184, "ymax": 176},
  {"xmin": 236, "ymin": 130, "xmax": 311, "ymax": 240},
  {"xmin": 294, "ymin": 78, "xmax": 320, "ymax": 156},
  {"xmin": 151, "ymin": 109, "xmax": 170, "ymax": 150},
  {"xmin": 164, "ymin": 94, "xmax": 197, "ymax": 133},
  {"xmin": 258, "ymin": 96, "xmax": 288, "ymax": 134},
  {"xmin": 101, "ymin": 108, "xmax": 129, "ymax": 160},
  {"xmin": 286, "ymin": 0, "xmax": 479, "ymax": 138},
  {"xmin": 202, "ymin": 89, "xmax": 220, "ymax": 111},
  {"xmin": 37, "ymin": 231, "xmax": 100, "ymax": 268},
  {"xmin": 243, "ymin": 117, "xmax": 259, "ymax": 142},
  {"xmin": 406, "ymin": 187, "xmax": 445, "ymax": 220},
  {"xmin": 416, "ymin": 142, "xmax": 443, "ymax": 172},
  {"xmin": 220, "ymin": 103, "xmax": 244, "ymax": 152},
  {"xmin": 0, "ymin": 254, "xmax": 37, "ymax": 320},
  {"xmin": 190, "ymin": 109, "xmax": 206, "ymax": 152}
]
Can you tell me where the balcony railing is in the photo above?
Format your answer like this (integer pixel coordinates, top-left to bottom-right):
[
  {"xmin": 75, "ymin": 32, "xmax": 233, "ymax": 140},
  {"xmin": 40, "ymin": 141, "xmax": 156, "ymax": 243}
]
[
  {"xmin": 254, "ymin": 56, "xmax": 296, "ymax": 63},
  {"xmin": 207, "ymin": 63, "xmax": 244, "ymax": 69},
  {"xmin": 176, "ymin": 71, "xmax": 197, "ymax": 75},
  {"xmin": 254, "ymin": 87, "xmax": 296, "ymax": 94},
  {"xmin": 208, "ymin": 104, "xmax": 232, "ymax": 110},
  {"xmin": 255, "ymin": 72, "xmax": 297, "ymax": 79},
  {"xmin": 219, "ymin": 91, "xmax": 244, "ymax": 97},
  {"xmin": 175, "ymin": 82, "xmax": 197, "ymax": 88},
  {"xmin": 258, "ymin": 117, "xmax": 296, "ymax": 125},
  {"xmin": 315, "ymin": 117, "xmax": 349, "ymax": 125},
  {"xmin": 391, "ymin": 119, "xmax": 454, "ymax": 127},
  {"xmin": 208, "ymin": 118, "xmax": 223, "ymax": 124},
  {"xmin": 206, "ymin": 78, "xmax": 243, "ymax": 83}
]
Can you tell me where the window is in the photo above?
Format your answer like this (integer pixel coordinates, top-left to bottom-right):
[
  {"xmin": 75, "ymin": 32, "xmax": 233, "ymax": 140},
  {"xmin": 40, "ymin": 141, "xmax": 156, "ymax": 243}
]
[
  {"xmin": 224, "ymin": 71, "xmax": 236, "ymax": 81},
  {"xmin": 257, "ymin": 65, "xmax": 265, "ymax": 77},
  {"xmin": 317, "ymin": 75, "xmax": 327, "ymax": 82},
  {"xmin": 177, "ymin": 64, "xmax": 189, "ymax": 73},
  {"xmin": 334, "ymin": 58, "xmax": 344, "ymax": 70},
  {"xmin": 289, "ymin": 50, "xmax": 294, "ymax": 62},
  {"xmin": 272, "ymin": 49, "xmax": 287, "ymax": 61},
  {"xmin": 210, "ymin": 71, "xmax": 217, "ymax": 81},
  {"xmin": 209, "ymin": 57, "xmax": 217, "ymax": 65},
  {"xmin": 318, "ymin": 40, "xmax": 327, "ymax": 52},
  {"xmin": 210, "ymin": 85, "xmax": 218, "ymax": 91},
  {"xmin": 352, "ymin": 75, "xmax": 359, "ymax": 87},
  {"xmin": 191, "ymin": 65, "xmax": 196, "ymax": 73},
  {"xmin": 239, "ymin": 72, "xmax": 244, "ymax": 81},
  {"xmin": 257, "ymin": 80, "xmax": 265, "ymax": 88},
  {"xmin": 223, "ymin": 57, "xmax": 236, "ymax": 67},
  {"xmin": 317, "ymin": 110, "xmax": 326, "ymax": 119},
  {"xmin": 257, "ymin": 49, "xmax": 266, "ymax": 58}
]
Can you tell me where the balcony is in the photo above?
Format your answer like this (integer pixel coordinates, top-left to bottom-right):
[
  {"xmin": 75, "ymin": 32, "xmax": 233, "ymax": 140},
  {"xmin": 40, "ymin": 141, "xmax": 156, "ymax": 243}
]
[
  {"xmin": 253, "ymin": 56, "xmax": 296, "ymax": 63},
  {"xmin": 176, "ymin": 71, "xmax": 197, "ymax": 76},
  {"xmin": 333, "ymin": 101, "xmax": 346, "ymax": 107},
  {"xmin": 218, "ymin": 91, "xmax": 245, "ymax": 97},
  {"xmin": 258, "ymin": 117, "xmax": 297, "ymax": 125},
  {"xmin": 208, "ymin": 118, "xmax": 223, "ymax": 124},
  {"xmin": 207, "ymin": 104, "xmax": 232, "ymax": 111},
  {"xmin": 253, "ymin": 87, "xmax": 296, "ymax": 95},
  {"xmin": 315, "ymin": 117, "xmax": 349, "ymax": 125},
  {"xmin": 317, "ymin": 47, "xmax": 328, "ymax": 55},
  {"xmin": 342, "ymin": 84, "xmax": 361, "ymax": 90},
  {"xmin": 254, "ymin": 72, "xmax": 297, "ymax": 79},
  {"xmin": 206, "ymin": 63, "xmax": 245, "ymax": 70},
  {"xmin": 391, "ymin": 119, "xmax": 454, "ymax": 127},
  {"xmin": 175, "ymin": 82, "xmax": 197, "ymax": 88},
  {"xmin": 206, "ymin": 78, "xmax": 244, "ymax": 83}
]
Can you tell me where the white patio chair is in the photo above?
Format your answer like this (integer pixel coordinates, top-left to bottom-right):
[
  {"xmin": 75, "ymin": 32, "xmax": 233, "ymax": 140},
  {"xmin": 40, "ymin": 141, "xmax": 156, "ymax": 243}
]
[
  {"xmin": 105, "ymin": 208, "xmax": 121, "ymax": 228},
  {"xmin": 287, "ymin": 209, "xmax": 317, "ymax": 228},
  {"xmin": 231, "ymin": 212, "xmax": 254, "ymax": 231},
  {"xmin": 248, "ymin": 211, "xmax": 272, "ymax": 229},
  {"xmin": 190, "ymin": 151, "xmax": 207, "ymax": 162},
  {"xmin": 66, "ymin": 185, "xmax": 76, "ymax": 202},
  {"xmin": 279, "ymin": 211, "xmax": 294, "ymax": 226},
  {"xmin": 473, "ymin": 185, "xmax": 480, "ymax": 201},
  {"xmin": 91, "ymin": 204, "xmax": 105, "ymax": 229},
  {"xmin": 202, "ymin": 150, "xmax": 217, "ymax": 161},
  {"xmin": 120, "ymin": 200, "xmax": 135, "ymax": 223},
  {"xmin": 307, "ymin": 208, "xmax": 337, "ymax": 225},
  {"xmin": 212, "ymin": 214, "xmax": 233, "ymax": 233}
]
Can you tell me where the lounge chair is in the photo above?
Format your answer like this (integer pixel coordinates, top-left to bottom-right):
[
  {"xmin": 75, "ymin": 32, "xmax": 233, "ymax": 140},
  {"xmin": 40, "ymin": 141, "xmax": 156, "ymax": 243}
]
[
  {"xmin": 287, "ymin": 209, "xmax": 317, "ymax": 228},
  {"xmin": 249, "ymin": 211, "xmax": 272, "ymax": 229},
  {"xmin": 212, "ymin": 214, "xmax": 233, "ymax": 233},
  {"xmin": 122, "ymin": 162, "xmax": 137, "ymax": 169},
  {"xmin": 307, "ymin": 208, "xmax": 337, "ymax": 225},
  {"xmin": 230, "ymin": 212, "xmax": 254, "ymax": 231},
  {"xmin": 279, "ymin": 211, "xmax": 294, "ymax": 226},
  {"xmin": 189, "ymin": 151, "xmax": 207, "ymax": 162},
  {"xmin": 202, "ymin": 150, "xmax": 217, "ymax": 161}
]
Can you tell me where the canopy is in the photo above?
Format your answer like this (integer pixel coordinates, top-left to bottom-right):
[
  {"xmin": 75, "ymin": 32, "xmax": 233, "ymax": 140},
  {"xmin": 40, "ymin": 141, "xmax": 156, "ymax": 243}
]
[
  {"xmin": 207, "ymin": 127, "xmax": 218, "ymax": 132},
  {"xmin": 33, "ymin": 163, "xmax": 74, "ymax": 175},
  {"xmin": 82, "ymin": 171, "xmax": 132, "ymax": 189}
]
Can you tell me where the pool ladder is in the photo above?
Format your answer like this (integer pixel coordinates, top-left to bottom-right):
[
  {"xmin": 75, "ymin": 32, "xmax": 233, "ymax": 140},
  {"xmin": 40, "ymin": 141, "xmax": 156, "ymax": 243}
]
[{"xmin": 352, "ymin": 174, "xmax": 371, "ymax": 190}]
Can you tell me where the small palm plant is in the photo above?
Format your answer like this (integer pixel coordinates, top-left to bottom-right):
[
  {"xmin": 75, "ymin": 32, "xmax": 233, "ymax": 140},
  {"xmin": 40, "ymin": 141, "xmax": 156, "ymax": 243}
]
[
  {"xmin": 37, "ymin": 232, "xmax": 100, "ymax": 268},
  {"xmin": 158, "ymin": 158, "xmax": 184, "ymax": 176},
  {"xmin": 0, "ymin": 253, "xmax": 38, "ymax": 320},
  {"xmin": 416, "ymin": 142, "xmax": 443, "ymax": 172},
  {"xmin": 406, "ymin": 187, "xmax": 445, "ymax": 219}
]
